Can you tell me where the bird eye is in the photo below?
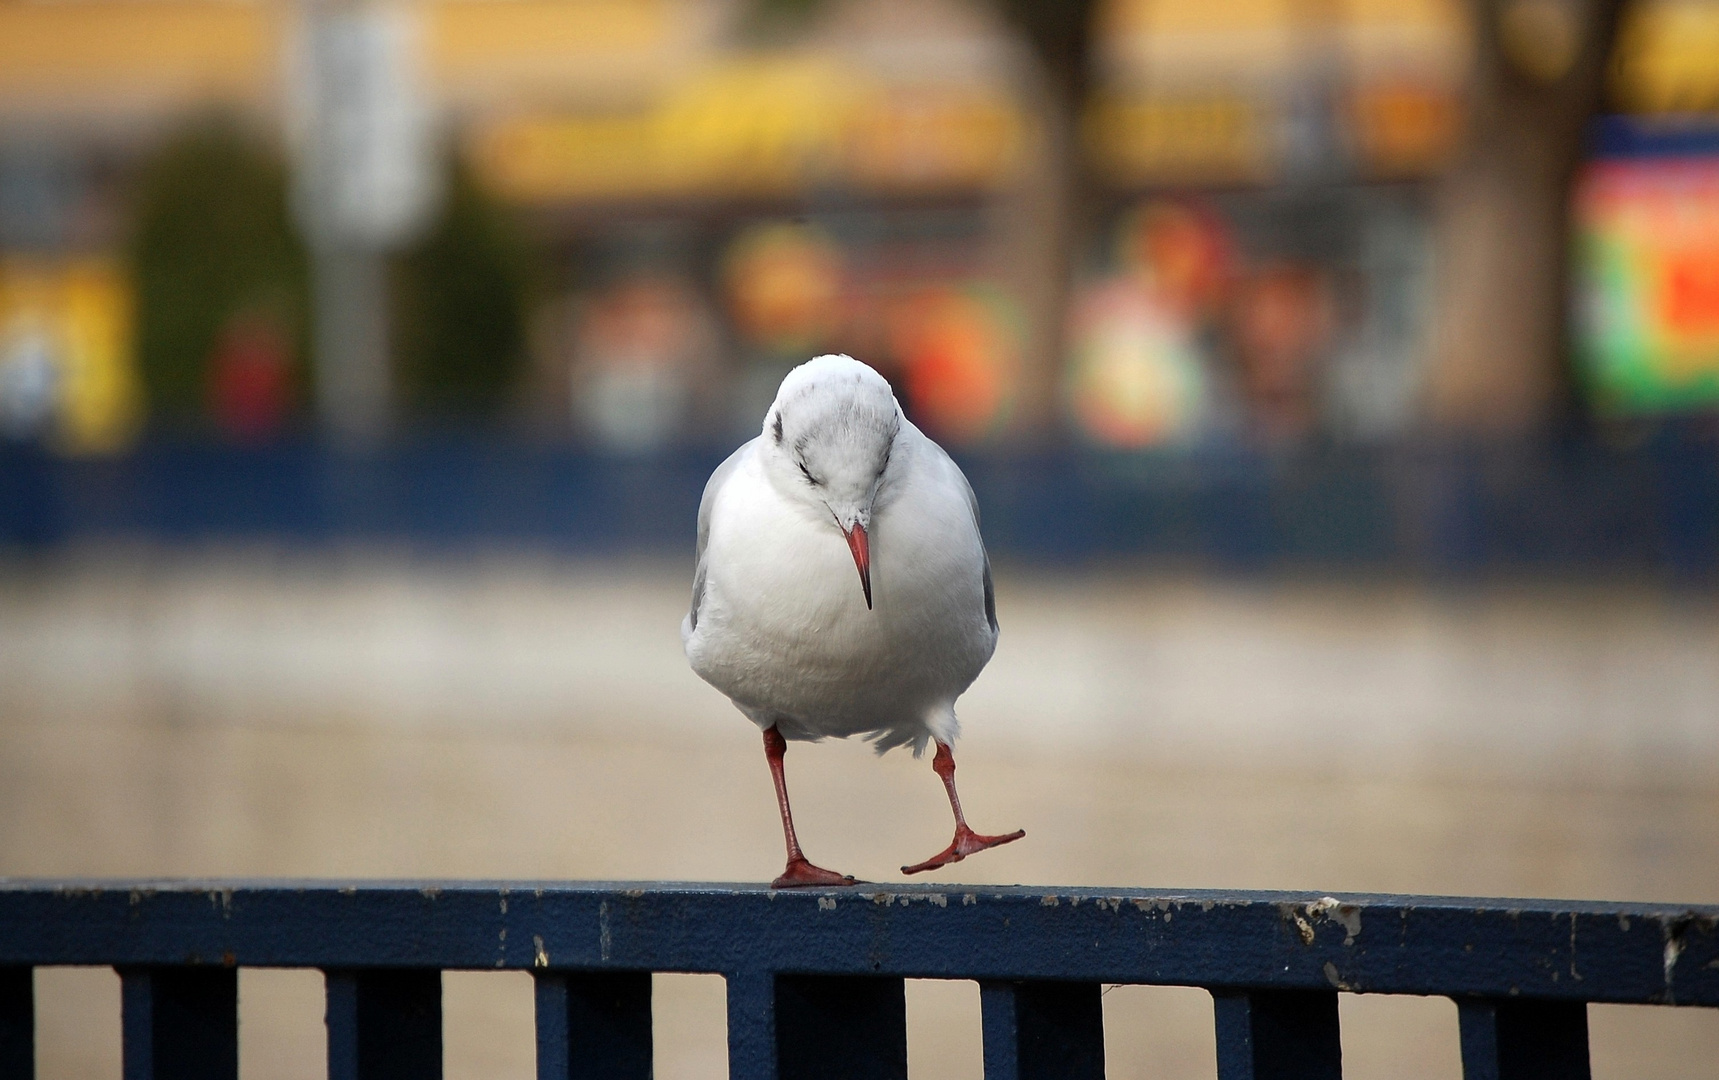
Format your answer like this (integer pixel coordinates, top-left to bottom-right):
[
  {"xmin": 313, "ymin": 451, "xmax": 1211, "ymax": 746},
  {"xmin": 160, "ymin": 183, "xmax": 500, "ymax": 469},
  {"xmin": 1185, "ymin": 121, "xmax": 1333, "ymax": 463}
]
[{"xmin": 797, "ymin": 461, "xmax": 822, "ymax": 486}]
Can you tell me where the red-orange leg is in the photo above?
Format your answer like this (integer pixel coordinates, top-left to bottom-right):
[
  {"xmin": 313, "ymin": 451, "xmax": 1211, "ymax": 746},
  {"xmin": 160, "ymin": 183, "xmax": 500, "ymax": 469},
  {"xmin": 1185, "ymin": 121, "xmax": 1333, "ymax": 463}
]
[
  {"xmin": 763, "ymin": 726, "xmax": 856, "ymax": 888},
  {"xmin": 901, "ymin": 741, "xmax": 1025, "ymax": 875}
]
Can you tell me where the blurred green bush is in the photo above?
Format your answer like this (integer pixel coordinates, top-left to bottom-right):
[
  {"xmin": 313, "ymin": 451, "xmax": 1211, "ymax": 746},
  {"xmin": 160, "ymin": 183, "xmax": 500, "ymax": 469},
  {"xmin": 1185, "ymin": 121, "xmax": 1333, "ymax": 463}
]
[
  {"xmin": 391, "ymin": 161, "xmax": 537, "ymax": 424},
  {"xmin": 128, "ymin": 118, "xmax": 309, "ymax": 431}
]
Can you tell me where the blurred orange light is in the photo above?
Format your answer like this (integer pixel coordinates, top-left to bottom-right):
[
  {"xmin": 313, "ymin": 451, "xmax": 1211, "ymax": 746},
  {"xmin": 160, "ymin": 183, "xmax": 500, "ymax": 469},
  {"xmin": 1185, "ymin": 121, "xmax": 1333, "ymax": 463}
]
[
  {"xmin": 722, "ymin": 223, "xmax": 845, "ymax": 355},
  {"xmin": 1116, "ymin": 198, "xmax": 1233, "ymax": 317},
  {"xmin": 890, "ymin": 286, "xmax": 1016, "ymax": 444},
  {"xmin": 1348, "ymin": 84, "xmax": 1462, "ymax": 176},
  {"xmin": 1662, "ymin": 251, "xmax": 1719, "ymax": 337}
]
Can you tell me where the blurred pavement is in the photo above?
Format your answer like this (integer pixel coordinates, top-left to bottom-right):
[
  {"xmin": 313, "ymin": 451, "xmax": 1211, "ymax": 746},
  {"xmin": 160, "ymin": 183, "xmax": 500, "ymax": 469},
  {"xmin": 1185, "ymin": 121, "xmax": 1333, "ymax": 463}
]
[{"xmin": 2, "ymin": 552, "xmax": 1717, "ymax": 1078}]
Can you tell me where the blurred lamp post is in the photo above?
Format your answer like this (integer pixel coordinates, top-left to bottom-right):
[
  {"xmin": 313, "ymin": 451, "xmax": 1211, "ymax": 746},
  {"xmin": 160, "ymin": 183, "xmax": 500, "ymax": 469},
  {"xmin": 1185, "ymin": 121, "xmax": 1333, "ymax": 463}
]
[{"xmin": 290, "ymin": 0, "xmax": 438, "ymax": 445}]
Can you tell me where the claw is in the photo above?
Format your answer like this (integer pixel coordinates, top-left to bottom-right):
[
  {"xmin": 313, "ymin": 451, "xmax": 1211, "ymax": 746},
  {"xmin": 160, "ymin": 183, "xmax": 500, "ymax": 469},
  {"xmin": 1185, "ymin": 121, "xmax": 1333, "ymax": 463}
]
[
  {"xmin": 772, "ymin": 856, "xmax": 862, "ymax": 889},
  {"xmin": 901, "ymin": 825, "xmax": 1025, "ymax": 875}
]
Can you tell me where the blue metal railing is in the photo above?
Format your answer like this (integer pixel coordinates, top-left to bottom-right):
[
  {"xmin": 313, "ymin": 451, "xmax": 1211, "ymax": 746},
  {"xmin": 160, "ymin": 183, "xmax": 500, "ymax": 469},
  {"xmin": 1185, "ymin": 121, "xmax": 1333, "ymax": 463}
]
[
  {"xmin": 1, "ymin": 880, "xmax": 1716, "ymax": 1079},
  {"xmin": 4, "ymin": 430, "xmax": 1718, "ymax": 574}
]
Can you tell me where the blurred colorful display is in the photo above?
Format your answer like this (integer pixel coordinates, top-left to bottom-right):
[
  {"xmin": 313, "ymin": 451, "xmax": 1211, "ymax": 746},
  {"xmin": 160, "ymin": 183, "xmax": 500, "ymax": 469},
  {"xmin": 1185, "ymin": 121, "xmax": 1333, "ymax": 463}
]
[
  {"xmin": 1066, "ymin": 199, "xmax": 1232, "ymax": 448},
  {"xmin": 0, "ymin": 258, "xmax": 140, "ymax": 453},
  {"xmin": 1575, "ymin": 155, "xmax": 1719, "ymax": 415},
  {"xmin": 1066, "ymin": 278, "xmax": 1210, "ymax": 448},
  {"xmin": 1067, "ymin": 191, "xmax": 1429, "ymax": 449}
]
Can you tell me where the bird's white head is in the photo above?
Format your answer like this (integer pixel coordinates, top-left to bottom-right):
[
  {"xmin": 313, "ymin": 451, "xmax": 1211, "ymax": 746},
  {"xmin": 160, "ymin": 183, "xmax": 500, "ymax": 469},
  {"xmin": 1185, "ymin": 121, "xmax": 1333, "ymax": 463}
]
[{"xmin": 761, "ymin": 354, "xmax": 902, "ymax": 609}]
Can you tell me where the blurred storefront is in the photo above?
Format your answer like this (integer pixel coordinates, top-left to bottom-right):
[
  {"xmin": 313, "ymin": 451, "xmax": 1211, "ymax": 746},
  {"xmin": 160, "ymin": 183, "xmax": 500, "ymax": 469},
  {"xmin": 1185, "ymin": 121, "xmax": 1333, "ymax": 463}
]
[
  {"xmin": 3, "ymin": 0, "xmax": 1714, "ymax": 453},
  {"xmin": 1, "ymin": 0, "xmax": 1718, "ymax": 569}
]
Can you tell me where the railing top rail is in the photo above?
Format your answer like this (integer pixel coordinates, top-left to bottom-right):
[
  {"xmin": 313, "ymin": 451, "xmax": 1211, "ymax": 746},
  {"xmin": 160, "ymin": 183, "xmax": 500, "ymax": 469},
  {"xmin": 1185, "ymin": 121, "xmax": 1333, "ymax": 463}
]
[{"xmin": 3, "ymin": 880, "xmax": 1716, "ymax": 1007}]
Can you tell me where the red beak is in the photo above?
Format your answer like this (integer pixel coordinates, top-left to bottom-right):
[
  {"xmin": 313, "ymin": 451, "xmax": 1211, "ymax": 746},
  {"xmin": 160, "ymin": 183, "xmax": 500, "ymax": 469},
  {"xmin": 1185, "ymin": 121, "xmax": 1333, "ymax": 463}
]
[{"xmin": 842, "ymin": 522, "xmax": 872, "ymax": 609}]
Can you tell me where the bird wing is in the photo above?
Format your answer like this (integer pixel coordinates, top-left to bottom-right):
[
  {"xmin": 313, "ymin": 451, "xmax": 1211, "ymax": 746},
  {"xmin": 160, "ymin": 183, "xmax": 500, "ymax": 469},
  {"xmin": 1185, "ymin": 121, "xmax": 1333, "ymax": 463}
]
[
  {"xmin": 688, "ymin": 437, "xmax": 756, "ymax": 633},
  {"xmin": 966, "ymin": 474, "xmax": 998, "ymax": 634},
  {"xmin": 919, "ymin": 434, "xmax": 997, "ymax": 635}
]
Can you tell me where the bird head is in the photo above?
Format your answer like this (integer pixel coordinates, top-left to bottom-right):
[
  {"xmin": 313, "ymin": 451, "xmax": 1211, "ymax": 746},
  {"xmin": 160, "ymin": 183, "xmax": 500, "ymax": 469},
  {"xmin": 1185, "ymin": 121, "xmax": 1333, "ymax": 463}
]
[{"xmin": 761, "ymin": 354, "xmax": 902, "ymax": 609}]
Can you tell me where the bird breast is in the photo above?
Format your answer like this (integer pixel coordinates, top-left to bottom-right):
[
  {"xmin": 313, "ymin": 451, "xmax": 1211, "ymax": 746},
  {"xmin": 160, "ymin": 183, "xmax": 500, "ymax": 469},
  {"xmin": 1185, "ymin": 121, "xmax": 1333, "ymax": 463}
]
[{"xmin": 687, "ymin": 451, "xmax": 995, "ymax": 732}]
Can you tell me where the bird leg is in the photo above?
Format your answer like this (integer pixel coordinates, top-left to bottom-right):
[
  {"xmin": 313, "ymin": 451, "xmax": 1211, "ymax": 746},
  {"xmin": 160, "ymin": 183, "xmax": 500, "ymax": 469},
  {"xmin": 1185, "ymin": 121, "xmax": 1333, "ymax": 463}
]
[
  {"xmin": 763, "ymin": 725, "xmax": 856, "ymax": 888},
  {"xmin": 901, "ymin": 741, "xmax": 1025, "ymax": 875}
]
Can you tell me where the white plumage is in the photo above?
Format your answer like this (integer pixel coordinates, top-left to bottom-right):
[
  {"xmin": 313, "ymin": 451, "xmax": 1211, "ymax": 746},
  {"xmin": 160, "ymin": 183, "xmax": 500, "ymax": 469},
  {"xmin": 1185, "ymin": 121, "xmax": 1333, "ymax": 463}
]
[{"xmin": 682, "ymin": 354, "xmax": 1020, "ymax": 886}]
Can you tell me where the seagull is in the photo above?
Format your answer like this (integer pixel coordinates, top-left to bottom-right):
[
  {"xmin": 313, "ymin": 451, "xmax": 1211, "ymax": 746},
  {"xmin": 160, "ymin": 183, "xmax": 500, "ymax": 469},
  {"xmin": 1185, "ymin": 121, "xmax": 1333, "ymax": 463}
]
[{"xmin": 682, "ymin": 354, "xmax": 1024, "ymax": 887}]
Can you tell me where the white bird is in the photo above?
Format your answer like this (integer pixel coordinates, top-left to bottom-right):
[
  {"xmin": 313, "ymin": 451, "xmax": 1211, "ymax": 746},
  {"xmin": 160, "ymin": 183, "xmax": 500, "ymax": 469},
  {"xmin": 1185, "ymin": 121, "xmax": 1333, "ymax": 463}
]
[{"xmin": 682, "ymin": 354, "xmax": 1024, "ymax": 887}]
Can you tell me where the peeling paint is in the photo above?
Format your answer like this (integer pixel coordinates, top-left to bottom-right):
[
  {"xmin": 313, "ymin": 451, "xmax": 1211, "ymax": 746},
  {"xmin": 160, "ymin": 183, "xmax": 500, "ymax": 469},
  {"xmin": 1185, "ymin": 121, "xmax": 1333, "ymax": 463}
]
[
  {"xmin": 818, "ymin": 897, "xmax": 836, "ymax": 911},
  {"xmin": 534, "ymin": 935, "xmax": 548, "ymax": 968},
  {"xmin": 420, "ymin": 887, "xmax": 442, "ymax": 900},
  {"xmin": 1132, "ymin": 899, "xmax": 1153, "ymax": 913},
  {"xmin": 1618, "ymin": 914, "xmax": 1631, "ymax": 932},
  {"xmin": 1304, "ymin": 897, "xmax": 1362, "ymax": 945},
  {"xmin": 499, "ymin": 897, "xmax": 508, "ymax": 915},
  {"xmin": 928, "ymin": 894, "xmax": 947, "ymax": 908},
  {"xmin": 1657, "ymin": 913, "xmax": 1719, "ymax": 1003},
  {"xmin": 962, "ymin": 894, "xmax": 976, "ymax": 906},
  {"xmin": 1040, "ymin": 896, "xmax": 1060, "ymax": 907},
  {"xmin": 1322, "ymin": 962, "xmax": 1352, "ymax": 990}
]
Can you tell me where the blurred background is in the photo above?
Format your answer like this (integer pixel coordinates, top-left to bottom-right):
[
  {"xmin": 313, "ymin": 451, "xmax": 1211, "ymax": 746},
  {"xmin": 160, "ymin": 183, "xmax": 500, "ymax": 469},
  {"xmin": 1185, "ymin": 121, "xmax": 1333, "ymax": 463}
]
[{"xmin": 1, "ymin": 0, "xmax": 1718, "ymax": 1076}]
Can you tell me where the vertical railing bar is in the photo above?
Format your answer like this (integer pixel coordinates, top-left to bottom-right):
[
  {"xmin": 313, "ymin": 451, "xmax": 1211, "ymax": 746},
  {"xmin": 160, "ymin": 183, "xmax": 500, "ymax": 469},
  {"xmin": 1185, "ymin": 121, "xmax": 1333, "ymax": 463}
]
[
  {"xmin": 0, "ymin": 967, "xmax": 31, "ymax": 1080},
  {"xmin": 773, "ymin": 974, "xmax": 907, "ymax": 1080},
  {"xmin": 979, "ymin": 980, "xmax": 1104, "ymax": 1080},
  {"xmin": 118, "ymin": 967, "xmax": 238, "ymax": 1080},
  {"xmin": 324, "ymin": 969, "xmax": 442, "ymax": 1080},
  {"xmin": 725, "ymin": 970, "xmax": 778, "ymax": 1080},
  {"xmin": 979, "ymin": 981, "xmax": 1023, "ymax": 1080},
  {"xmin": 533, "ymin": 970, "xmax": 651, "ymax": 1080},
  {"xmin": 533, "ymin": 973, "xmax": 571, "ymax": 1080},
  {"xmin": 1213, "ymin": 988, "xmax": 1343, "ymax": 1080},
  {"xmin": 1456, "ymin": 998, "xmax": 1590, "ymax": 1080}
]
